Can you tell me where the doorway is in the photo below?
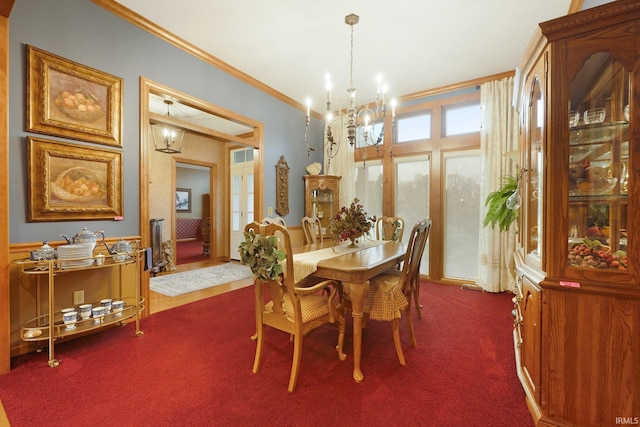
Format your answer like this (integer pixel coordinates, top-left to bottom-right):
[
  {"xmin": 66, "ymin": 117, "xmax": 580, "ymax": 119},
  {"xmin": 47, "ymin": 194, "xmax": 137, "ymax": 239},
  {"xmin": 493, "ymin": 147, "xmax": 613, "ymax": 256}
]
[
  {"xmin": 175, "ymin": 161, "xmax": 213, "ymax": 265},
  {"xmin": 140, "ymin": 78, "xmax": 265, "ymax": 312},
  {"xmin": 229, "ymin": 148, "xmax": 255, "ymax": 259}
]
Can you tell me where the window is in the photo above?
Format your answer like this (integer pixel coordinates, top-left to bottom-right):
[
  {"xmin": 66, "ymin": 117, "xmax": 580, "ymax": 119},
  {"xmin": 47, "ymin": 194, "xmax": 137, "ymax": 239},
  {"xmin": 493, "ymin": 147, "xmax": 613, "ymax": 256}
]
[
  {"xmin": 443, "ymin": 151, "xmax": 481, "ymax": 280},
  {"xmin": 397, "ymin": 112, "xmax": 432, "ymax": 143},
  {"xmin": 354, "ymin": 161, "xmax": 383, "ymax": 237},
  {"xmin": 350, "ymin": 89, "xmax": 481, "ymax": 284},
  {"xmin": 444, "ymin": 101, "xmax": 481, "ymax": 136},
  {"xmin": 355, "ymin": 122, "xmax": 384, "ymax": 148},
  {"xmin": 395, "ymin": 156, "xmax": 430, "ymax": 274}
]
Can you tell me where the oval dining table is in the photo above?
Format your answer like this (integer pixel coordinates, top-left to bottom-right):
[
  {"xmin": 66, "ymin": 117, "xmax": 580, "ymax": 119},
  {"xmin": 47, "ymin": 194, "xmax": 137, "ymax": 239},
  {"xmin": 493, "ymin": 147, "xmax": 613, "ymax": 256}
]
[{"xmin": 293, "ymin": 239, "xmax": 407, "ymax": 382}]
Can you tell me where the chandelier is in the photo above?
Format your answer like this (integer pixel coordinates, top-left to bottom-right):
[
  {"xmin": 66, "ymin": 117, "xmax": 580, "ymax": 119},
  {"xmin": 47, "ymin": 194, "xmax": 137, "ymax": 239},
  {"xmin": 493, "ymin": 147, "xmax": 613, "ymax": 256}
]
[
  {"xmin": 305, "ymin": 13, "xmax": 397, "ymax": 165},
  {"xmin": 152, "ymin": 100, "xmax": 185, "ymax": 154}
]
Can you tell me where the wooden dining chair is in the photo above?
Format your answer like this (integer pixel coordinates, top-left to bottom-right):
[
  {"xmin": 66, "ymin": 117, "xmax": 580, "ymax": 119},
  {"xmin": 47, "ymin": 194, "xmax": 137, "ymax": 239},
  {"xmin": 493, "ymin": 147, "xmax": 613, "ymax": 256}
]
[
  {"xmin": 376, "ymin": 216, "xmax": 405, "ymax": 242},
  {"xmin": 244, "ymin": 221, "xmax": 346, "ymax": 392},
  {"xmin": 301, "ymin": 216, "xmax": 323, "ymax": 244},
  {"xmin": 347, "ymin": 219, "xmax": 431, "ymax": 365}
]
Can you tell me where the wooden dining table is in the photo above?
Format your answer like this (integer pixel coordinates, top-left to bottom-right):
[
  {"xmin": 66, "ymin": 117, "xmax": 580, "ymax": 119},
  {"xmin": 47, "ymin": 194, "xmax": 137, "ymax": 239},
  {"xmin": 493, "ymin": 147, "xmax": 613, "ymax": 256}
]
[{"xmin": 292, "ymin": 239, "xmax": 406, "ymax": 382}]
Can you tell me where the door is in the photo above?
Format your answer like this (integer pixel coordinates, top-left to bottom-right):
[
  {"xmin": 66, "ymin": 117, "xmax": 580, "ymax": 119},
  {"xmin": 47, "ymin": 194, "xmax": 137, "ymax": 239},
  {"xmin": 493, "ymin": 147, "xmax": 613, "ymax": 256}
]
[{"xmin": 229, "ymin": 148, "xmax": 254, "ymax": 260}]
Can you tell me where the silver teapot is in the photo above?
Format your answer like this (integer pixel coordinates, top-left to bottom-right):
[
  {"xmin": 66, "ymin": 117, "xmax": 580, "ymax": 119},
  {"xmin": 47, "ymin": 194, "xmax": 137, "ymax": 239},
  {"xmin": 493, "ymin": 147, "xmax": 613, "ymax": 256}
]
[
  {"xmin": 103, "ymin": 238, "xmax": 139, "ymax": 262},
  {"xmin": 61, "ymin": 227, "xmax": 105, "ymax": 249}
]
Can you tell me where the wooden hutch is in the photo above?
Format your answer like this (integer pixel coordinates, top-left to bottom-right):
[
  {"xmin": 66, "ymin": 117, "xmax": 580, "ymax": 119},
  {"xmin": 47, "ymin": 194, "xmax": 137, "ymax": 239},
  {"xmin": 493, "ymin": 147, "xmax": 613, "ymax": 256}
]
[{"xmin": 513, "ymin": 1, "xmax": 640, "ymax": 425}]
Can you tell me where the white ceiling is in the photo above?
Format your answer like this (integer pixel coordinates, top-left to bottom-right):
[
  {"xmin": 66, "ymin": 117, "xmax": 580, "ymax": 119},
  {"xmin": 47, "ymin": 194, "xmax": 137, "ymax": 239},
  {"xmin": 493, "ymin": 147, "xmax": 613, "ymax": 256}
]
[{"xmin": 117, "ymin": 0, "xmax": 574, "ymax": 111}]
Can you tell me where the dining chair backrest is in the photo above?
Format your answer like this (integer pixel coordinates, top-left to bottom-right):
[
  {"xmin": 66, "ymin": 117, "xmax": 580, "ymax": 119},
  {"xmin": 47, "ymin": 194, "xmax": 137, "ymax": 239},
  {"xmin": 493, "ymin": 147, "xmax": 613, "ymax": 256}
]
[
  {"xmin": 261, "ymin": 216, "xmax": 287, "ymax": 250},
  {"xmin": 301, "ymin": 216, "xmax": 323, "ymax": 244},
  {"xmin": 244, "ymin": 221, "xmax": 295, "ymax": 297},
  {"xmin": 261, "ymin": 216, "xmax": 287, "ymax": 227},
  {"xmin": 376, "ymin": 216, "xmax": 405, "ymax": 242},
  {"xmin": 400, "ymin": 219, "xmax": 431, "ymax": 296}
]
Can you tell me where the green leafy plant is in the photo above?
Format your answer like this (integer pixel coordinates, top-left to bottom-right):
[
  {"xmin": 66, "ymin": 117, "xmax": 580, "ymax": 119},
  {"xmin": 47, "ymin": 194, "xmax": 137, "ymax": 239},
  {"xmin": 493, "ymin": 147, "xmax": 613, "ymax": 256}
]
[
  {"xmin": 483, "ymin": 175, "xmax": 519, "ymax": 232},
  {"xmin": 238, "ymin": 228, "xmax": 286, "ymax": 281}
]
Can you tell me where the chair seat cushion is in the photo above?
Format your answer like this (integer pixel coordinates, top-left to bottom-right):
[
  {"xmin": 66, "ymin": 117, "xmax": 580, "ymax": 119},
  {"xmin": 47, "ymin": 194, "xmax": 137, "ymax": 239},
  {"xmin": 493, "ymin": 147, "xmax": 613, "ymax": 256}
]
[
  {"xmin": 364, "ymin": 274, "xmax": 408, "ymax": 321},
  {"xmin": 265, "ymin": 294, "xmax": 331, "ymax": 323}
]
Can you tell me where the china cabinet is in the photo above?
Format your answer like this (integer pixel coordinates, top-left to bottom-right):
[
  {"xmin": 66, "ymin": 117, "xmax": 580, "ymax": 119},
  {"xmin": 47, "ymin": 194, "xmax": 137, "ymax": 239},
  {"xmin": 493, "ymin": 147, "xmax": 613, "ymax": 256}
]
[
  {"xmin": 513, "ymin": 1, "xmax": 640, "ymax": 425},
  {"xmin": 303, "ymin": 175, "xmax": 341, "ymax": 237},
  {"xmin": 15, "ymin": 250, "xmax": 145, "ymax": 367}
]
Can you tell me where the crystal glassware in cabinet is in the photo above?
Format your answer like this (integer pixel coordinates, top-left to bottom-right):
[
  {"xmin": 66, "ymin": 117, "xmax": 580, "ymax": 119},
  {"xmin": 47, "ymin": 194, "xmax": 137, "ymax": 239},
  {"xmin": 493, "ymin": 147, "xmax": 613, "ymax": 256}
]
[{"xmin": 567, "ymin": 51, "xmax": 630, "ymax": 272}]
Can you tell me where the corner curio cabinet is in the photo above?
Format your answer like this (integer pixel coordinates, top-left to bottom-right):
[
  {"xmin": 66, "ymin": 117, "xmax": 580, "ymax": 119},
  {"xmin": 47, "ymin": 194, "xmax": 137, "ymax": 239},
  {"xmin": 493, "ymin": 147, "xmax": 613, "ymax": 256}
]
[
  {"xmin": 303, "ymin": 175, "xmax": 341, "ymax": 238},
  {"xmin": 513, "ymin": 1, "xmax": 640, "ymax": 426}
]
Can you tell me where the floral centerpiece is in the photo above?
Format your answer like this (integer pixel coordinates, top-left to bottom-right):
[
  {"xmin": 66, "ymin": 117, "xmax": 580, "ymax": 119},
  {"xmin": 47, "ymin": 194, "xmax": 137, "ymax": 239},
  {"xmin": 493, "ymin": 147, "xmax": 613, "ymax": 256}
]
[
  {"xmin": 330, "ymin": 198, "xmax": 376, "ymax": 247},
  {"xmin": 238, "ymin": 228, "xmax": 286, "ymax": 281}
]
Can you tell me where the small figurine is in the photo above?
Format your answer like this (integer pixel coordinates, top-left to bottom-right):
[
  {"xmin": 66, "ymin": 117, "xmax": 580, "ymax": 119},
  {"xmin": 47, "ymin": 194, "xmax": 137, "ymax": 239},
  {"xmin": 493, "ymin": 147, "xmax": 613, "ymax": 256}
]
[{"xmin": 162, "ymin": 240, "xmax": 176, "ymax": 271}]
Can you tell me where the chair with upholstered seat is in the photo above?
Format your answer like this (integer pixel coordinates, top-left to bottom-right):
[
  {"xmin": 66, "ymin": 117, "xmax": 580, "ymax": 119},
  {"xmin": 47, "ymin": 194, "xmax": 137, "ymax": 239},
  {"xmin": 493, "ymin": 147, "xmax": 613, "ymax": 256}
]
[
  {"xmin": 301, "ymin": 216, "xmax": 323, "ymax": 244},
  {"xmin": 242, "ymin": 221, "xmax": 346, "ymax": 392},
  {"xmin": 346, "ymin": 219, "xmax": 431, "ymax": 365},
  {"xmin": 376, "ymin": 216, "xmax": 405, "ymax": 242}
]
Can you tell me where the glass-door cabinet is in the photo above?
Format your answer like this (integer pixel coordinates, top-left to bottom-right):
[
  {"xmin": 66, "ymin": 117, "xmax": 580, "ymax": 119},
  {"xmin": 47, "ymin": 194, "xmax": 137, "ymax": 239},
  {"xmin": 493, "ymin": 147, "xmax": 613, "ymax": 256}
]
[{"xmin": 514, "ymin": 2, "xmax": 640, "ymax": 425}]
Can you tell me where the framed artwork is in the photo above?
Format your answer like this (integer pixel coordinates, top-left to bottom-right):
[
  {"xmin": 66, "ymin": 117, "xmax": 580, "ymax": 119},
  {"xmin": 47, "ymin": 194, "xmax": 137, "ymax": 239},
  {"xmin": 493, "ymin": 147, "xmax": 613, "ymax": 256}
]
[
  {"xmin": 27, "ymin": 137, "xmax": 123, "ymax": 222},
  {"xmin": 176, "ymin": 188, "xmax": 191, "ymax": 212},
  {"xmin": 26, "ymin": 45, "xmax": 123, "ymax": 147}
]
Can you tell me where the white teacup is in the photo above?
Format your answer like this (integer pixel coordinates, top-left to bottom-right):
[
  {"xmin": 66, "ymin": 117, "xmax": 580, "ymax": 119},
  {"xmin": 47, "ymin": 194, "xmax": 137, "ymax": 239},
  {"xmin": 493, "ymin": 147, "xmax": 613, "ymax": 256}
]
[
  {"xmin": 112, "ymin": 300, "xmax": 125, "ymax": 316},
  {"xmin": 61, "ymin": 307, "xmax": 76, "ymax": 319},
  {"xmin": 95, "ymin": 254, "xmax": 105, "ymax": 266},
  {"xmin": 92, "ymin": 306, "xmax": 106, "ymax": 323},
  {"xmin": 100, "ymin": 298, "xmax": 113, "ymax": 313},
  {"xmin": 63, "ymin": 310, "xmax": 77, "ymax": 330},
  {"xmin": 79, "ymin": 303, "xmax": 93, "ymax": 320}
]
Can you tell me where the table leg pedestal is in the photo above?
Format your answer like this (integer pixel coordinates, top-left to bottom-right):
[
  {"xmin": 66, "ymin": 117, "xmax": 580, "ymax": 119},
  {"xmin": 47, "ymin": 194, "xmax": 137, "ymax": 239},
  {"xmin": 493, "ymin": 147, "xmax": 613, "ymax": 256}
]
[{"xmin": 345, "ymin": 280, "xmax": 369, "ymax": 383}]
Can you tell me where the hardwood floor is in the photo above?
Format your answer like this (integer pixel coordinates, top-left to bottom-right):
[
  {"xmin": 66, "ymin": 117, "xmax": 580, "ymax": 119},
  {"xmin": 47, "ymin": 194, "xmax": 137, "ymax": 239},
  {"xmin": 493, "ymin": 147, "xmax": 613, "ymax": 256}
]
[{"xmin": 150, "ymin": 259, "xmax": 253, "ymax": 314}]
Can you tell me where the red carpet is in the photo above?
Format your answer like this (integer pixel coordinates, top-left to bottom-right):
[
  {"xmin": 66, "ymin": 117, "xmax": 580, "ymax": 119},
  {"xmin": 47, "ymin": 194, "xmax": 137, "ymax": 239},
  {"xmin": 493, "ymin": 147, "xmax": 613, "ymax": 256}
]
[
  {"xmin": 0, "ymin": 282, "xmax": 533, "ymax": 426},
  {"xmin": 176, "ymin": 239, "xmax": 206, "ymax": 265}
]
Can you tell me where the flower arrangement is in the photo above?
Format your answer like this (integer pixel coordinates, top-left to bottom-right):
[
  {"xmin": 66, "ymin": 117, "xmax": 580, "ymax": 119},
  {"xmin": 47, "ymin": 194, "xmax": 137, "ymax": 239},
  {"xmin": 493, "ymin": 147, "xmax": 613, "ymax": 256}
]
[
  {"xmin": 330, "ymin": 198, "xmax": 376, "ymax": 245},
  {"xmin": 238, "ymin": 228, "xmax": 286, "ymax": 281}
]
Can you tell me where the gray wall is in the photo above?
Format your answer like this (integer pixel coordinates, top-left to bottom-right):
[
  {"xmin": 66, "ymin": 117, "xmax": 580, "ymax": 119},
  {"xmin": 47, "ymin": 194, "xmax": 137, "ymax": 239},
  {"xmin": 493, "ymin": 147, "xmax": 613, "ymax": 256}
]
[{"xmin": 8, "ymin": 0, "xmax": 324, "ymax": 243}]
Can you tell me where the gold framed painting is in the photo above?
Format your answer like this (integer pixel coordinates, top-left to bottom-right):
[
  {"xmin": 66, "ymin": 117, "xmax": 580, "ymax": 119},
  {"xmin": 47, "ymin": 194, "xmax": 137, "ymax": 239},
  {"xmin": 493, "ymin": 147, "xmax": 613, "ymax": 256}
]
[
  {"xmin": 27, "ymin": 45, "xmax": 123, "ymax": 147},
  {"xmin": 27, "ymin": 137, "xmax": 123, "ymax": 222}
]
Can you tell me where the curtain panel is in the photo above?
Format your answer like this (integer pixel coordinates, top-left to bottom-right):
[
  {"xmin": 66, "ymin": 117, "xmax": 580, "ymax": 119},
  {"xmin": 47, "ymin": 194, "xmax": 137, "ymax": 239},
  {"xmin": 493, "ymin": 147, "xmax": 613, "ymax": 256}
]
[{"xmin": 477, "ymin": 77, "xmax": 519, "ymax": 293}]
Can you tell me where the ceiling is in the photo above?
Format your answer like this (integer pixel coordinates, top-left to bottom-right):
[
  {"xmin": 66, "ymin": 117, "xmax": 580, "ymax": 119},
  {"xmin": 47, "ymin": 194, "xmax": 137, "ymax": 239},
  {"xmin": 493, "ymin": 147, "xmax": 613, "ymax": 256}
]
[{"xmin": 117, "ymin": 0, "xmax": 589, "ymax": 133}]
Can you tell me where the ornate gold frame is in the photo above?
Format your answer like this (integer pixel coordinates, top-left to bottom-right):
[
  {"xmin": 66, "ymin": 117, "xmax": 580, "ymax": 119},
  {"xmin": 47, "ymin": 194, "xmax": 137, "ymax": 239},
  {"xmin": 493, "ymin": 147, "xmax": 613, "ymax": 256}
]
[
  {"xmin": 27, "ymin": 136, "xmax": 123, "ymax": 222},
  {"xmin": 27, "ymin": 45, "xmax": 123, "ymax": 147}
]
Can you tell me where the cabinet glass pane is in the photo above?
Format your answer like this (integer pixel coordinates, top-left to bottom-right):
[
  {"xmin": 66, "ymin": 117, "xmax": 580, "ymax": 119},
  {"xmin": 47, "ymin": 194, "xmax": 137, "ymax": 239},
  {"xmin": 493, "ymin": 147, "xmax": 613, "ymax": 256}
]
[
  {"xmin": 527, "ymin": 77, "xmax": 543, "ymax": 258},
  {"xmin": 312, "ymin": 189, "xmax": 334, "ymax": 229},
  {"xmin": 567, "ymin": 52, "xmax": 629, "ymax": 271}
]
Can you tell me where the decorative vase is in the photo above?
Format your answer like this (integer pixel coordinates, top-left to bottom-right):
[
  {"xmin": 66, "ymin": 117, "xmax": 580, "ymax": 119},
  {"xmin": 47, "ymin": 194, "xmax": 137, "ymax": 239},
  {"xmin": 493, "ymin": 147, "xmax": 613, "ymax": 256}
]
[{"xmin": 347, "ymin": 232, "xmax": 363, "ymax": 248}]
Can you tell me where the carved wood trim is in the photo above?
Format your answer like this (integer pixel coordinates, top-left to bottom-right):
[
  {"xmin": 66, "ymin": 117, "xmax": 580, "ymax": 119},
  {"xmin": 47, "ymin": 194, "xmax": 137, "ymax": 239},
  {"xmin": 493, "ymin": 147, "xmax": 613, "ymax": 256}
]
[{"xmin": 275, "ymin": 156, "xmax": 289, "ymax": 216}]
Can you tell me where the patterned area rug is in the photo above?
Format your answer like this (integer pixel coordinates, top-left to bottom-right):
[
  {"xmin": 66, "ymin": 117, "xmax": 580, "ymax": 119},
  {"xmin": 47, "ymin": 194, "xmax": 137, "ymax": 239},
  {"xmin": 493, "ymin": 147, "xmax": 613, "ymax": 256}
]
[{"xmin": 150, "ymin": 263, "xmax": 252, "ymax": 297}]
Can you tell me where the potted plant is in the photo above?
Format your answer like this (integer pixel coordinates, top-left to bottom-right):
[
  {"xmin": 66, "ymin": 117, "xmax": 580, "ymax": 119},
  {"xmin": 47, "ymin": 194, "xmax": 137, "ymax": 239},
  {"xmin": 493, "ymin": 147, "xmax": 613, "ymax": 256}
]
[
  {"xmin": 483, "ymin": 175, "xmax": 519, "ymax": 232},
  {"xmin": 238, "ymin": 228, "xmax": 286, "ymax": 281}
]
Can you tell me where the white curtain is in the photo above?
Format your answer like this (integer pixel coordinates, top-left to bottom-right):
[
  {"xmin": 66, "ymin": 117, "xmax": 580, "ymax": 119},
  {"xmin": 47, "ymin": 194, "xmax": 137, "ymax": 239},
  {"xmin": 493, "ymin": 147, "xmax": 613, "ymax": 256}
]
[
  {"xmin": 476, "ymin": 76, "xmax": 519, "ymax": 293},
  {"xmin": 324, "ymin": 114, "xmax": 355, "ymax": 208}
]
